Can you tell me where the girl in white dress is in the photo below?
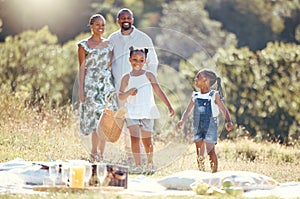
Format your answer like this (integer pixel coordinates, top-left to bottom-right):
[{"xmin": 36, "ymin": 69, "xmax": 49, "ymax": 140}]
[{"xmin": 118, "ymin": 46, "xmax": 174, "ymax": 173}]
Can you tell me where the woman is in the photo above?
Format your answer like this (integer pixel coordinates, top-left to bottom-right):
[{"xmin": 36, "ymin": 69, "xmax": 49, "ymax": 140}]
[{"xmin": 77, "ymin": 14, "xmax": 117, "ymax": 162}]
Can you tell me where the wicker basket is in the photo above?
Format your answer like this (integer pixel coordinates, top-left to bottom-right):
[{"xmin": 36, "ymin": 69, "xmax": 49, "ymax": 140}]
[{"xmin": 97, "ymin": 92, "xmax": 126, "ymax": 143}]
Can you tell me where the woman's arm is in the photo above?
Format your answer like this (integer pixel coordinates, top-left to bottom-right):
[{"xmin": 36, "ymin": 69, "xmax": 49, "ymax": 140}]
[
  {"xmin": 78, "ymin": 45, "xmax": 86, "ymax": 103},
  {"xmin": 108, "ymin": 51, "xmax": 113, "ymax": 70}
]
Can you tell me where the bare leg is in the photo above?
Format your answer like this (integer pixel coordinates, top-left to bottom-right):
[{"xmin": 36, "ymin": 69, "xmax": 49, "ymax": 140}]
[
  {"xmin": 97, "ymin": 136, "xmax": 106, "ymax": 157},
  {"xmin": 141, "ymin": 130, "xmax": 153, "ymax": 164},
  {"xmin": 128, "ymin": 125, "xmax": 141, "ymax": 166},
  {"xmin": 206, "ymin": 143, "xmax": 218, "ymax": 173},
  {"xmin": 118, "ymin": 100, "xmax": 133, "ymax": 164},
  {"xmin": 195, "ymin": 141, "xmax": 205, "ymax": 171},
  {"xmin": 91, "ymin": 132, "xmax": 98, "ymax": 155},
  {"xmin": 91, "ymin": 132, "xmax": 105, "ymax": 161}
]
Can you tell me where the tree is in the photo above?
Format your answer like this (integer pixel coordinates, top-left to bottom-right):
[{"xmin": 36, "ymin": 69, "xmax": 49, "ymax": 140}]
[
  {"xmin": 255, "ymin": 42, "xmax": 300, "ymax": 143},
  {"xmin": 206, "ymin": 0, "xmax": 300, "ymax": 51},
  {"xmin": 212, "ymin": 42, "xmax": 300, "ymax": 144},
  {"xmin": 0, "ymin": 26, "xmax": 78, "ymax": 106},
  {"xmin": 156, "ymin": 0, "xmax": 237, "ymax": 69}
]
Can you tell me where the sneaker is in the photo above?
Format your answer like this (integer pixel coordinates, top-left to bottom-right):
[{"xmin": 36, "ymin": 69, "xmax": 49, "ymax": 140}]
[
  {"xmin": 130, "ymin": 165, "xmax": 143, "ymax": 174},
  {"xmin": 145, "ymin": 163, "xmax": 155, "ymax": 175}
]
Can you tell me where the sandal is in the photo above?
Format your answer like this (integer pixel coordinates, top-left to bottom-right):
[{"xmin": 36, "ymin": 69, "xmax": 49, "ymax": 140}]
[
  {"xmin": 90, "ymin": 153, "xmax": 103, "ymax": 163},
  {"xmin": 197, "ymin": 156, "xmax": 205, "ymax": 171}
]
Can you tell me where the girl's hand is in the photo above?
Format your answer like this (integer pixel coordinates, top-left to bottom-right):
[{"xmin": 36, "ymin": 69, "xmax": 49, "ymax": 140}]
[
  {"xmin": 177, "ymin": 120, "xmax": 183, "ymax": 130},
  {"xmin": 226, "ymin": 121, "xmax": 233, "ymax": 131},
  {"xmin": 169, "ymin": 107, "xmax": 175, "ymax": 117},
  {"xmin": 129, "ymin": 88, "xmax": 138, "ymax": 96}
]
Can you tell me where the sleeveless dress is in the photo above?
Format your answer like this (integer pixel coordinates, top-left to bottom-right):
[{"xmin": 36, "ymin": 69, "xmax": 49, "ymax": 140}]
[
  {"xmin": 78, "ymin": 39, "xmax": 117, "ymax": 136},
  {"xmin": 125, "ymin": 71, "xmax": 160, "ymax": 119}
]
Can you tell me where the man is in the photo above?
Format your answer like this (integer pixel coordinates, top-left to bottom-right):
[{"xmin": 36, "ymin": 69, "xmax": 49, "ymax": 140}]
[
  {"xmin": 108, "ymin": 8, "xmax": 158, "ymax": 91},
  {"xmin": 108, "ymin": 8, "xmax": 159, "ymax": 169}
]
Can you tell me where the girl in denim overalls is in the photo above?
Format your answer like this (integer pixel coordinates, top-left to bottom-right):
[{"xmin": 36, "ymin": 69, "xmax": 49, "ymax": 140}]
[{"xmin": 178, "ymin": 69, "xmax": 233, "ymax": 172}]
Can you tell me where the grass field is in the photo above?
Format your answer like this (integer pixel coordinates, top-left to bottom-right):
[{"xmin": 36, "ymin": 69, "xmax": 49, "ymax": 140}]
[{"xmin": 1, "ymin": 94, "xmax": 299, "ymax": 198}]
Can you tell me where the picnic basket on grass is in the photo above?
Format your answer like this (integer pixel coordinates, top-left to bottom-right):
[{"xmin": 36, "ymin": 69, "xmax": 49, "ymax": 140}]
[{"xmin": 97, "ymin": 92, "xmax": 127, "ymax": 143}]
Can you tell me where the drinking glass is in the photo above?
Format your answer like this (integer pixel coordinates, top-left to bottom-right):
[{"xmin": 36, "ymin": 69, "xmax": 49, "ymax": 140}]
[
  {"xmin": 96, "ymin": 163, "xmax": 107, "ymax": 186},
  {"xmin": 84, "ymin": 162, "xmax": 92, "ymax": 187},
  {"xmin": 69, "ymin": 161, "xmax": 85, "ymax": 188},
  {"xmin": 49, "ymin": 163, "xmax": 60, "ymax": 186},
  {"xmin": 61, "ymin": 163, "xmax": 70, "ymax": 186}
]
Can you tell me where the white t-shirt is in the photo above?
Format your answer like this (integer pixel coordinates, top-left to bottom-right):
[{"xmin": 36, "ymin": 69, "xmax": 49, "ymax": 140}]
[
  {"xmin": 108, "ymin": 27, "xmax": 159, "ymax": 90},
  {"xmin": 192, "ymin": 90, "xmax": 220, "ymax": 117}
]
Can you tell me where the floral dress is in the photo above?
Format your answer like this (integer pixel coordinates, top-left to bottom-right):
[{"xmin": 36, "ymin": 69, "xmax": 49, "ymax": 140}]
[{"xmin": 78, "ymin": 40, "xmax": 117, "ymax": 136}]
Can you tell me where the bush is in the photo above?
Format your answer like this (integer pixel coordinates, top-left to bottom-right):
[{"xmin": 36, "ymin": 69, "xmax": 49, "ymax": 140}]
[{"xmin": 215, "ymin": 42, "xmax": 300, "ymax": 144}]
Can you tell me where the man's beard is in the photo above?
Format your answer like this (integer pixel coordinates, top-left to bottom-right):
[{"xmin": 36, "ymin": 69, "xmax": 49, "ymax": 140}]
[{"xmin": 122, "ymin": 23, "xmax": 132, "ymax": 31}]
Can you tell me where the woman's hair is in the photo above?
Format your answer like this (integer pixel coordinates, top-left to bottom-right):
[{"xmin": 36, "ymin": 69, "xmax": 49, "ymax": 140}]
[
  {"xmin": 199, "ymin": 69, "xmax": 224, "ymax": 99},
  {"xmin": 89, "ymin": 14, "xmax": 105, "ymax": 25},
  {"xmin": 129, "ymin": 46, "xmax": 148, "ymax": 58}
]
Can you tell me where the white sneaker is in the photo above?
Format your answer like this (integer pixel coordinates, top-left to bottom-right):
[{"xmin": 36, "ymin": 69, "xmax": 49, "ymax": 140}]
[
  {"xmin": 130, "ymin": 165, "xmax": 143, "ymax": 174},
  {"xmin": 145, "ymin": 163, "xmax": 155, "ymax": 175}
]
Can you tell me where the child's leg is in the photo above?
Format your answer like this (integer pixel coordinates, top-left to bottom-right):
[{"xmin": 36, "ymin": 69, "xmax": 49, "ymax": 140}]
[
  {"xmin": 195, "ymin": 141, "xmax": 205, "ymax": 171},
  {"xmin": 141, "ymin": 130, "xmax": 153, "ymax": 164},
  {"xmin": 128, "ymin": 125, "xmax": 141, "ymax": 166},
  {"xmin": 206, "ymin": 143, "xmax": 218, "ymax": 172}
]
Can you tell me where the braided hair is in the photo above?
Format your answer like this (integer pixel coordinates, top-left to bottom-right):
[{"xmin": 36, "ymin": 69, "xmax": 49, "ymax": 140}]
[
  {"xmin": 89, "ymin": 14, "xmax": 105, "ymax": 25},
  {"xmin": 129, "ymin": 46, "xmax": 148, "ymax": 58},
  {"xmin": 199, "ymin": 69, "xmax": 224, "ymax": 100}
]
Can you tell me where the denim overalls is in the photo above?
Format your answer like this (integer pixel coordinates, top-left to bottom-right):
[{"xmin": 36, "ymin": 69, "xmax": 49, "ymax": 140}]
[{"xmin": 193, "ymin": 91, "xmax": 218, "ymax": 143}]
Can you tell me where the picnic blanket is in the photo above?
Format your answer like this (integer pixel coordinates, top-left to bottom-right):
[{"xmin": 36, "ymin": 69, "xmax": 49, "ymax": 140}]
[{"xmin": 0, "ymin": 158, "xmax": 300, "ymax": 198}]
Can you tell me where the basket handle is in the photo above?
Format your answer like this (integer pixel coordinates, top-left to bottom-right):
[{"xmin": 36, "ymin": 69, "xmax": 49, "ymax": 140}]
[{"xmin": 104, "ymin": 92, "xmax": 116, "ymax": 110}]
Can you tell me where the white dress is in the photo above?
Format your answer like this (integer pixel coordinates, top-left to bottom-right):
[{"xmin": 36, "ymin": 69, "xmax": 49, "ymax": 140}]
[{"xmin": 124, "ymin": 71, "xmax": 160, "ymax": 119}]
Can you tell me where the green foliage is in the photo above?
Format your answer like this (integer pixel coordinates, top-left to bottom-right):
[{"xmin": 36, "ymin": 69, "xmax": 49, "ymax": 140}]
[
  {"xmin": 255, "ymin": 42, "xmax": 300, "ymax": 143},
  {"xmin": 158, "ymin": 0, "xmax": 237, "ymax": 57},
  {"xmin": 90, "ymin": 0, "xmax": 165, "ymax": 28},
  {"xmin": 0, "ymin": 26, "xmax": 80, "ymax": 106},
  {"xmin": 0, "ymin": 1, "xmax": 299, "ymax": 145},
  {"xmin": 213, "ymin": 42, "xmax": 300, "ymax": 144},
  {"xmin": 206, "ymin": 0, "xmax": 300, "ymax": 50}
]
